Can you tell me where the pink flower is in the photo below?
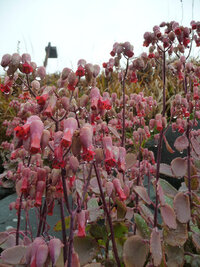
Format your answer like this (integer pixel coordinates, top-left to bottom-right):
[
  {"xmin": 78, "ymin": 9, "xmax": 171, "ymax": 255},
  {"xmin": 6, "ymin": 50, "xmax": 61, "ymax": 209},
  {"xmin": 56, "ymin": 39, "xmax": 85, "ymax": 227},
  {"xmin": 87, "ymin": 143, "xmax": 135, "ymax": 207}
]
[
  {"xmin": 61, "ymin": 118, "xmax": 78, "ymax": 148},
  {"xmin": 102, "ymin": 136, "xmax": 116, "ymax": 169},
  {"xmin": 48, "ymin": 238, "xmax": 63, "ymax": 266},
  {"xmin": 113, "ymin": 178, "xmax": 126, "ymax": 201},
  {"xmin": 35, "ymin": 180, "xmax": 45, "ymax": 206},
  {"xmin": 43, "ymin": 95, "xmax": 57, "ymax": 117},
  {"xmin": 77, "ymin": 210, "xmax": 86, "ymax": 237},
  {"xmin": 80, "ymin": 125, "xmax": 95, "ymax": 161},
  {"xmin": 30, "ymin": 119, "xmax": 44, "ymax": 154},
  {"xmin": 90, "ymin": 87, "xmax": 100, "ymax": 110}
]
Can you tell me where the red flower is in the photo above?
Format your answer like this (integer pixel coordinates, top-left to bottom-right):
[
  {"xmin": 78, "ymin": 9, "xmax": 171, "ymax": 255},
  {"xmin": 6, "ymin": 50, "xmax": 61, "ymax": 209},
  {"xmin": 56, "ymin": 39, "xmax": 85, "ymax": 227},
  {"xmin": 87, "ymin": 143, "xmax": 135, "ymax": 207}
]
[
  {"xmin": 0, "ymin": 83, "xmax": 11, "ymax": 94},
  {"xmin": 76, "ymin": 65, "xmax": 85, "ymax": 77},
  {"xmin": 22, "ymin": 62, "xmax": 33, "ymax": 74},
  {"xmin": 36, "ymin": 94, "xmax": 49, "ymax": 105},
  {"xmin": 175, "ymin": 27, "xmax": 182, "ymax": 36},
  {"xmin": 14, "ymin": 124, "xmax": 30, "ymax": 139},
  {"xmin": 82, "ymin": 146, "xmax": 95, "ymax": 162}
]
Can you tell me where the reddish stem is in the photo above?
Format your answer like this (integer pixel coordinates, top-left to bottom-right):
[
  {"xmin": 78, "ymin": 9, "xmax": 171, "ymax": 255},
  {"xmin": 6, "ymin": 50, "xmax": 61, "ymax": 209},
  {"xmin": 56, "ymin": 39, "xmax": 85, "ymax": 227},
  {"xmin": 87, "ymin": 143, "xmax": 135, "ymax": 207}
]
[{"xmin": 93, "ymin": 163, "xmax": 121, "ymax": 267}]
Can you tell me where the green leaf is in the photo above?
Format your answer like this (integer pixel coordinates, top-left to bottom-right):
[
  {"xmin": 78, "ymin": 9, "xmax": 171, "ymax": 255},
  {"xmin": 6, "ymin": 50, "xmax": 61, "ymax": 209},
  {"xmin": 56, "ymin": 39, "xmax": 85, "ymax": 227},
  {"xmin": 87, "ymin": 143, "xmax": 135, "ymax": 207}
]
[
  {"xmin": 116, "ymin": 198, "xmax": 127, "ymax": 219},
  {"xmin": 74, "ymin": 236, "xmax": 99, "ymax": 266},
  {"xmin": 87, "ymin": 198, "xmax": 104, "ymax": 222},
  {"xmin": 113, "ymin": 222, "xmax": 128, "ymax": 239},
  {"xmin": 89, "ymin": 222, "xmax": 108, "ymax": 241},
  {"xmin": 164, "ymin": 195, "xmax": 173, "ymax": 207},
  {"xmin": 134, "ymin": 213, "xmax": 150, "ymax": 239},
  {"xmin": 123, "ymin": 235, "xmax": 149, "ymax": 267},
  {"xmin": 53, "ymin": 217, "xmax": 70, "ymax": 232}
]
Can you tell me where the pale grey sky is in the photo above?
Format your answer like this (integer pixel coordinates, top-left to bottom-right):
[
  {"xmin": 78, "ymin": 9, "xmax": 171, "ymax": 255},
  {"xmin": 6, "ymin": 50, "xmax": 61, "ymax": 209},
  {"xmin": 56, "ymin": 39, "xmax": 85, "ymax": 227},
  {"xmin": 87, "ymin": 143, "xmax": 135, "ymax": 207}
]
[{"xmin": 0, "ymin": 0, "xmax": 200, "ymax": 73}]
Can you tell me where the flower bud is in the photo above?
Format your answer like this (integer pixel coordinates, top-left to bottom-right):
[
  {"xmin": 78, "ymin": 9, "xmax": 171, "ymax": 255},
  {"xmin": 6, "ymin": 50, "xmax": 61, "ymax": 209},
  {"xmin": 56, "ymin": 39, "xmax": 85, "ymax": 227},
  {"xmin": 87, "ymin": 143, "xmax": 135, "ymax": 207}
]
[
  {"xmin": 48, "ymin": 238, "xmax": 63, "ymax": 265},
  {"xmin": 1, "ymin": 54, "xmax": 11, "ymax": 67}
]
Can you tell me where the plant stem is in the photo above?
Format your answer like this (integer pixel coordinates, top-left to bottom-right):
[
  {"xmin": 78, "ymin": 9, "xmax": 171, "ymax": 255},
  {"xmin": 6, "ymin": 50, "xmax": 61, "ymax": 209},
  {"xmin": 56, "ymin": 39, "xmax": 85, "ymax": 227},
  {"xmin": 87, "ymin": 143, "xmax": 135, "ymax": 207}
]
[
  {"xmin": 154, "ymin": 49, "xmax": 166, "ymax": 228},
  {"xmin": 67, "ymin": 211, "xmax": 75, "ymax": 267},
  {"xmin": 37, "ymin": 200, "xmax": 47, "ymax": 237},
  {"xmin": 93, "ymin": 163, "xmax": 121, "ymax": 267},
  {"xmin": 121, "ymin": 58, "xmax": 129, "ymax": 147},
  {"xmin": 162, "ymin": 50, "xmax": 166, "ymax": 117},
  {"xmin": 59, "ymin": 198, "xmax": 68, "ymax": 264},
  {"xmin": 186, "ymin": 121, "xmax": 192, "ymax": 206},
  {"xmin": 61, "ymin": 168, "xmax": 71, "ymax": 214},
  {"xmin": 16, "ymin": 193, "xmax": 23, "ymax": 245}
]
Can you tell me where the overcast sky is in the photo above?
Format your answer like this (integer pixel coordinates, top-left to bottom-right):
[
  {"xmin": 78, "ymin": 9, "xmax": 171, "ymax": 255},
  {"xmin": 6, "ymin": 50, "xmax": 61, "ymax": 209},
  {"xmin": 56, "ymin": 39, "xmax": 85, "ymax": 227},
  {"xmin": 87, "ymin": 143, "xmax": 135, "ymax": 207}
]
[{"xmin": 0, "ymin": 0, "xmax": 200, "ymax": 74}]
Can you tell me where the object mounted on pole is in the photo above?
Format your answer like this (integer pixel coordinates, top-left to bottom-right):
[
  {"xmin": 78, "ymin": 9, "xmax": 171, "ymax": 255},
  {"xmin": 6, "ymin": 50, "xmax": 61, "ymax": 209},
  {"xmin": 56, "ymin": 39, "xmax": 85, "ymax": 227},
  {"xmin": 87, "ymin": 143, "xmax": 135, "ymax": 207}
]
[{"xmin": 43, "ymin": 42, "xmax": 58, "ymax": 68}]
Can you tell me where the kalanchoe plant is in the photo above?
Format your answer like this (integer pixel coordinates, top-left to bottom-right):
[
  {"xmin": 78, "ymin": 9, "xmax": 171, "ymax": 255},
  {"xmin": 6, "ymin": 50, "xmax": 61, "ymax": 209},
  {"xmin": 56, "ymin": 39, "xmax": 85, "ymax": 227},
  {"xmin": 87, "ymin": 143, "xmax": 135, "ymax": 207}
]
[{"xmin": 0, "ymin": 21, "xmax": 200, "ymax": 267}]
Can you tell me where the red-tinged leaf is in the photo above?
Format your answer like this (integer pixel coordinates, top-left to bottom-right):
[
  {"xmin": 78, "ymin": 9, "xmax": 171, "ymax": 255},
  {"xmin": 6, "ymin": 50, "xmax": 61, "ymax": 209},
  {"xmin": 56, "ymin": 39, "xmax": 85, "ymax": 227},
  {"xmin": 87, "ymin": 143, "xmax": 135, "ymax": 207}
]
[
  {"xmin": 163, "ymin": 135, "xmax": 175, "ymax": 153},
  {"xmin": 108, "ymin": 125, "xmax": 120, "ymax": 139},
  {"xmin": 174, "ymin": 192, "xmax": 190, "ymax": 223},
  {"xmin": 139, "ymin": 204, "xmax": 154, "ymax": 222},
  {"xmin": 159, "ymin": 163, "xmax": 174, "ymax": 178},
  {"xmin": 158, "ymin": 182, "xmax": 165, "ymax": 206},
  {"xmin": 163, "ymin": 222, "xmax": 188, "ymax": 246},
  {"xmin": 171, "ymin": 158, "xmax": 187, "ymax": 178},
  {"xmin": 150, "ymin": 227, "xmax": 162, "ymax": 266},
  {"xmin": 0, "ymin": 232, "xmax": 8, "ymax": 245},
  {"xmin": 191, "ymin": 136, "xmax": 200, "ymax": 156},
  {"xmin": 123, "ymin": 235, "xmax": 149, "ymax": 267},
  {"xmin": 174, "ymin": 135, "xmax": 189, "ymax": 152},
  {"xmin": 125, "ymin": 153, "xmax": 137, "ymax": 170},
  {"xmin": 1, "ymin": 245, "xmax": 26, "ymax": 265},
  {"xmin": 158, "ymin": 178, "xmax": 178, "ymax": 197},
  {"xmin": 165, "ymin": 244, "xmax": 184, "ymax": 267},
  {"xmin": 192, "ymin": 233, "xmax": 200, "ymax": 252},
  {"xmin": 160, "ymin": 204, "xmax": 177, "ymax": 229},
  {"xmin": 134, "ymin": 186, "xmax": 151, "ymax": 205}
]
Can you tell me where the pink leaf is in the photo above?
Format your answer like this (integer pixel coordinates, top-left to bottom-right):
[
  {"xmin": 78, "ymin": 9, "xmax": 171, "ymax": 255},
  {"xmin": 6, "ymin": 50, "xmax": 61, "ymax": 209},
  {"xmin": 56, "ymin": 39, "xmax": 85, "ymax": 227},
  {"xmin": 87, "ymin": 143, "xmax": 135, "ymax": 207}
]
[
  {"xmin": 108, "ymin": 125, "xmax": 120, "ymax": 139},
  {"xmin": 171, "ymin": 157, "xmax": 187, "ymax": 178},
  {"xmin": 159, "ymin": 163, "xmax": 174, "ymax": 177},
  {"xmin": 160, "ymin": 204, "xmax": 177, "ymax": 229},
  {"xmin": 1, "ymin": 245, "xmax": 26, "ymax": 265},
  {"xmin": 174, "ymin": 192, "xmax": 190, "ymax": 223},
  {"xmin": 157, "ymin": 183, "xmax": 165, "ymax": 206},
  {"xmin": 134, "ymin": 186, "xmax": 151, "ymax": 205},
  {"xmin": 150, "ymin": 227, "xmax": 162, "ymax": 266},
  {"xmin": 174, "ymin": 135, "xmax": 189, "ymax": 152},
  {"xmin": 125, "ymin": 153, "xmax": 137, "ymax": 170},
  {"xmin": 191, "ymin": 136, "xmax": 200, "ymax": 156}
]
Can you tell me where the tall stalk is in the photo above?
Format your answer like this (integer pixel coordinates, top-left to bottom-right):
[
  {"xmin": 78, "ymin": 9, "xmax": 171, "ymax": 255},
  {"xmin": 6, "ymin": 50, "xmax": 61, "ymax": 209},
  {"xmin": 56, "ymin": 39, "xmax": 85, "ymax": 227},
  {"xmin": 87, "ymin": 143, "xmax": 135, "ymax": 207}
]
[
  {"xmin": 121, "ymin": 58, "xmax": 129, "ymax": 147},
  {"xmin": 93, "ymin": 163, "xmax": 121, "ymax": 267},
  {"xmin": 154, "ymin": 49, "xmax": 166, "ymax": 227},
  {"xmin": 16, "ymin": 193, "xmax": 23, "ymax": 245}
]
